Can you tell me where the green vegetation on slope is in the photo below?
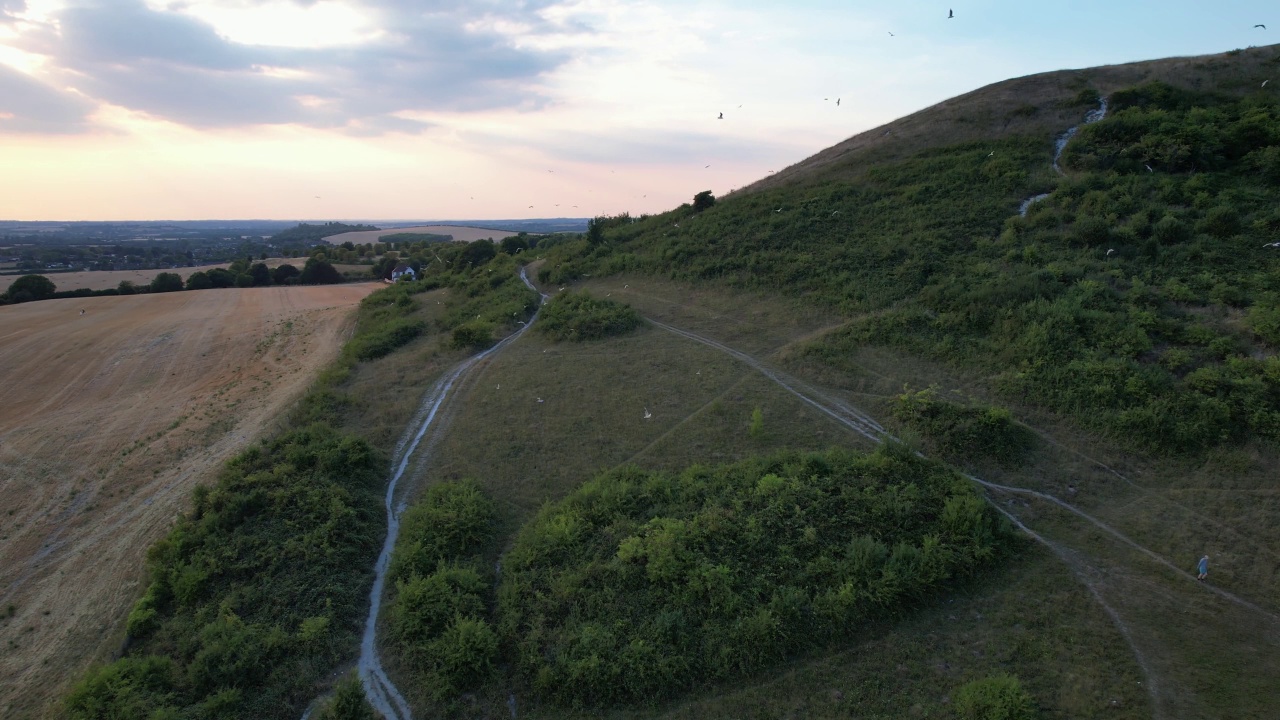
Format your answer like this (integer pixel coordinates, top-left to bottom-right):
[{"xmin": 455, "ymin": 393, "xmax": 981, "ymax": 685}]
[
  {"xmin": 65, "ymin": 239, "xmax": 537, "ymax": 719},
  {"xmin": 536, "ymin": 290, "xmax": 644, "ymax": 342},
  {"xmin": 892, "ymin": 386, "xmax": 1037, "ymax": 467},
  {"xmin": 386, "ymin": 480, "xmax": 500, "ymax": 705},
  {"xmin": 496, "ymin": 444, "xmax": 1009, "ymax": 708},
  {"xmin": 66, "ymin": 425, "xmax": 384, "ymax": 718},
  {"xmin": 541, "ymin": 78, "xmax": 1280, "ymax": 454}
]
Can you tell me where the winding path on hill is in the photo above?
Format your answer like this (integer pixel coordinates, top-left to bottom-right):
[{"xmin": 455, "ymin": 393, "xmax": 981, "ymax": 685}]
[
  {"xmin": 1019, "ymin": 96, "xmax": 1108, "ymax": 216},
  {"xmin": 302, "ymin": 269, "xmax": 547, "ymax": 720},
  {"xmin": 645, "ymin": 315, "xmax": 1280, "ymax": 719}
]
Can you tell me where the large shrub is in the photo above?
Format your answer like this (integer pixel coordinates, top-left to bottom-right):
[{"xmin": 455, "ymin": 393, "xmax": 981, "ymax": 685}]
[
  {"xmin": 537, "ymin": 291, "xmax": 644, "ymax": 342},
  {"xmin": 5, "ymin": 274, "xmax": 56, "ymax": 302},
  {"xmin": 498, "ymin": 446, "xmax": 1009, "ymax": 708},
  {"xmin": 892, "ymin": 386, "xmax": 1037, "ymax": 466},
  {"xmin": 953, "ymin": 674, "xmax": 1038, "ymax": 720},
  {"xmin": 386, "ymin": 480, "xmax": 500, "ymax": 701}
]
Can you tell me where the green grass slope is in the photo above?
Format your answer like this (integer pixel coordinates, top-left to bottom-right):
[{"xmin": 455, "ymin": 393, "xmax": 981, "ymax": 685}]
[{"xmin": 542, "ymin": 44, "xmax": 1280, "ymax": 456}]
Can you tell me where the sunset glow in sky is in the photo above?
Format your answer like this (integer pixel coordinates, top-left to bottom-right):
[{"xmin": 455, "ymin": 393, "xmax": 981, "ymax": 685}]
[{"xmin": 0, "ymin": 1, "xmax": 1274, "ymax": 221}]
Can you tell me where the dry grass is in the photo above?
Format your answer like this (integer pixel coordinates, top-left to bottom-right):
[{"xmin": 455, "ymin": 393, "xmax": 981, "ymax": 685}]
[{"xmin": 0, "ymin": 284, "xmax": 376, "ymax": 719}]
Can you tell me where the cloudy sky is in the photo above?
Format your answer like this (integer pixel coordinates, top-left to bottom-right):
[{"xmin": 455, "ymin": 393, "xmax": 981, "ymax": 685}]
[{"xmin": 0, "ymin": 1, "xmax": 1273, "ymax": 221}]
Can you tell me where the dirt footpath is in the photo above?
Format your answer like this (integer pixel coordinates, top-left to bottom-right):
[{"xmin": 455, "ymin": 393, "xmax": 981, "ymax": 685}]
[{"xmin": 0, "ymin": 284, "xmax": 375, "ymax": 719}]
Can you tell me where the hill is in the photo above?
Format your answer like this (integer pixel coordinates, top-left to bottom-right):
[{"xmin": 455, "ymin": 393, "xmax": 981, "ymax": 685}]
[
  {"xmin": 49, "ymin": 44, "xmax": 1280, "ymax": 720},
  {"xmin": 324, "ymin": 225, "xmax": 522, "ymax": 245}
]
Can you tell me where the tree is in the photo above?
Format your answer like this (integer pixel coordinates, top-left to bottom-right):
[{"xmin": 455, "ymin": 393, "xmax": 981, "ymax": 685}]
[
  {"xmin": 249, "ymin": 262, "xmax": 272, "ymax": 286},
  {"xmin": 206, "ymin": 268, "xmax": 237, "ymax": 288},
  {"xmin": 693, "ymin": 190, "xmax": 716, "ymax": 212},
  {"xmin": 586, "ymin": 217, "xmax": 605, "ymax": 245},
  {"xmin": 460, "ymin": 239, "xmax": 496, "ymax": 267},
  {"xmin": 272, "ymin": 264, "xmax": 300, "ymax": 285},
  {"xmin": 185, "ymin": 271, "xmax": 213, "ymax": 291},
  {"xmin": 300, "ymin": 258, "xmax": 343, "ymax": 285},
  {"xmin": 150, "ymin": 272, "xmax": 183, "ymax": 293},
  {"xmin": 500, "ymin": 235, "xmax": 530, "ymax": 255},
  {"xmin": 117, "ymin": 280, "xmax": 137, "ymax": 295},
  {"xmin": 5, "ymin": 274, "xmax": 56, "ymax": 302}
]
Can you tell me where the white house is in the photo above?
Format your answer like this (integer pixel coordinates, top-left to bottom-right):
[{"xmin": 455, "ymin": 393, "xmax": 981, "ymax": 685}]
[{"xmin": 391, "ymin": 264, "xmax": 416, "ymax": 282}]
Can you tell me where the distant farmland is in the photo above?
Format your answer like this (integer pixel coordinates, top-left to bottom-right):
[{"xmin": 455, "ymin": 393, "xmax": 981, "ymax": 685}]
[
  {"xmin": 324, "ymin": 224, "xmax": 520, "ymax": 244},
  {"xmin": 0, "ymin": 284, "xmax": 376, "ymax": 718}
]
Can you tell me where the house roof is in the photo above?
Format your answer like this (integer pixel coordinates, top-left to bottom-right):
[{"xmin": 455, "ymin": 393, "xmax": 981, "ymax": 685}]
[{"xmin": 392, "ymin": 264, "xmax": 413, "ymax": 273}]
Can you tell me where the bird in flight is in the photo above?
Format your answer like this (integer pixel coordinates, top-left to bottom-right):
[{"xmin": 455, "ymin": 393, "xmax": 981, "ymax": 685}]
[
  {"xmin": 643, "ymin": 408, "xmax": 652, "ymax": 419},
  {"xmin": 1263, "ymin": 242, "xmax": 1280, "ymax": 248},
  {"xmin": 836, "ymin": 98, "xmax": 841, "ymax": 106},
  {"xmin": 888, "ymin": 31, "xmax": 894, "ymax": 36},
  {"xmin": 949, "ymin": 9, "xmax": 954, "ymax": 18},
  {"xmin": 1256, "ymin": 24, "xmax": 1266, "ymax": 29},
  {"xmin": 987, "ymin": 151, "xmax": 995, "ymax": 157},
  {"xmin": 1145, "ymin": 164, "xmax": 1154, "ymax": 173},
  {"xmin": 1264, "ymin": 80, "xmax": 1270, "ymax": 87},
  {"xmin": 718, "ymin": 112, "xmax": 724, "ymax": 119},
  {"xmin": 705, "ymin": 164, "xmax": 711, "ymax": 168}
]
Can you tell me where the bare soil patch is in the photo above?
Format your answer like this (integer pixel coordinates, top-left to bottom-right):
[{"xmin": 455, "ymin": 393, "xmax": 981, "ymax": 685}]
[{"xmin": 0, "ymin": 284, "xmax": 376, "ymax": 719}]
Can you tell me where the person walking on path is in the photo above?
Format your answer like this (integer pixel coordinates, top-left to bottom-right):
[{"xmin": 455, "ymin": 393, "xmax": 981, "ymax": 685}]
[{"xmin": 1197, "ymin": 554, "xmax": 1209, "ymax": 581}]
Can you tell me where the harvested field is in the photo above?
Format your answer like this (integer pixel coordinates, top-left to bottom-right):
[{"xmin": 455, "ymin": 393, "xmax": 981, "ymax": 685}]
[
  {"xmin": 0, "ymin": 284, "xmax": 376, "ymax": 719},
  {"xmin": 325, "ymin": 224, "xmax": 519, "ymax": 245},
  {"xmin": 12, "ymin": 258, "xmax": 301, "ymax": 293}
]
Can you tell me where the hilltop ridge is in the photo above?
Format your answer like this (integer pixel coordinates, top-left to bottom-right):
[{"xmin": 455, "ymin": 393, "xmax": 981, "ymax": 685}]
[{"xmin": 740, "ymin": 43, "xmax": 1280, "ymax": 193}]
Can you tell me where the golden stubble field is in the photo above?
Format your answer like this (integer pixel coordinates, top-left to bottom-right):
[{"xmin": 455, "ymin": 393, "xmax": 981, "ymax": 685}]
[{"xmin": 0, "ymin": 284, "xmax": 376, "ymax": 718}]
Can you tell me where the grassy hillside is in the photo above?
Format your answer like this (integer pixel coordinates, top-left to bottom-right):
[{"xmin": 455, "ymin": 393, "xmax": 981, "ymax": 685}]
[
  {"xmin": 58, "ymin": 44, "xmax": 1280, "ymax": 720},
  {"xmin": 541, "ymin": 45, "xmax": 1280, "ymax": 456}
]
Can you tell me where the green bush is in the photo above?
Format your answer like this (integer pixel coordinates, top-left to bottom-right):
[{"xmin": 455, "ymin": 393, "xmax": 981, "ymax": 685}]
[
  {"xmin": 892, "ymin": 387, "xmax": 1037, "ymax": 466},
  {"xmin": 347, "ymin": 317, "xmax": 426, "ymax": 361},
  {"xmin": 385, "ymin": 480, "xmax": 499, "ymax": 703},
  {"xmin": 66, "ymin": 656, "xmax": 180, "ymax": 719},
  {"xmin": 954, "ymin": 674, "xmax": 1038, "ymax": 720},
  {"xmin": 67, "ymin": 425, "xmax": 385, "ymax": 719},
  {"xmin": 391, "ymin": 480, "xmax": 496, "ymax": 580},
  {"xmin": 433, "ymin": 616, "xmax": 499, "ymax": 693},
  {"xmin": 5, "ymin": 274, "xmax": 56, "ymax": 302},
  {"xmin": 537, "ymin": 291, "xmax": 644, "ymax": 342},
  {"xmin": 451, "ymin": 321, "xmax": 493, "ymax": 350},
  {"xmin": 498, "ymin": 447, "xmax": 1009, "ymax": 708},
  {"xmin": 315, "ymin": 675, "xmax": 375, "ymax": 720},
  {"xmin": 391, "ymin": 566, "xmax": 487, "ymax": 645}
]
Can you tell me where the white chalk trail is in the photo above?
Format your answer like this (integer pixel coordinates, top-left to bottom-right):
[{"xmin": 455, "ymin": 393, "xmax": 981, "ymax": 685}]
[
  {"xmin": 1021, "ymin": 96, "xmax": 1109, "ymax": 216},
  {"xmin": 304, "ymin": 268, "xmax": 547, "ymax": 720}
]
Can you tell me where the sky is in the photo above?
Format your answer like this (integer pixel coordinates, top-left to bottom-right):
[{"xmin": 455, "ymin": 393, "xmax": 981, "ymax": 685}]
[{"xmin": 0, "ymin": 1, "xmax": 1274, "ymax": 222}]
